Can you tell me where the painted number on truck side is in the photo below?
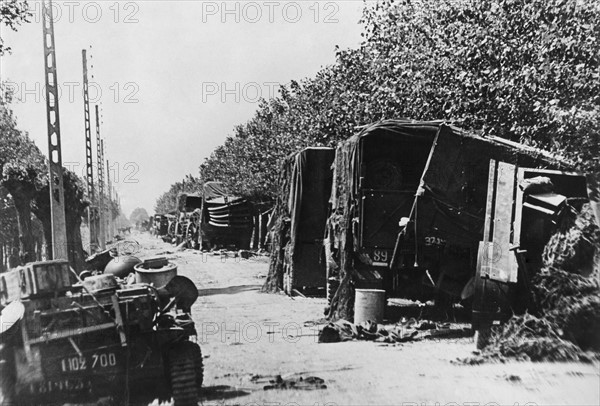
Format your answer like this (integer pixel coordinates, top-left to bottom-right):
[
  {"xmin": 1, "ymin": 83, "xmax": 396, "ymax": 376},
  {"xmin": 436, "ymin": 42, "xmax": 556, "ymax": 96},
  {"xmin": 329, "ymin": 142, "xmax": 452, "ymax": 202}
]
[
  {"xmin": 32, "ymin": 378, "xmax": 91, "ymax": 394},
  {"xmin": 61, "ymin": 356, "xmax": 86, "ymax": 372},
  {"xmin": 92, "ymin": 352, "xmax": 117, "ymax": 368},
  {"xmin": 373, "ymin": 250, "xmax": 389, "ymax": 263},
  {"xmin": 61, "ymin": 352, "xmax": 116, "ymax": 372},
  {"xmin": 424, "ymin": 236, "xmax": 447, "ymax": 247}
]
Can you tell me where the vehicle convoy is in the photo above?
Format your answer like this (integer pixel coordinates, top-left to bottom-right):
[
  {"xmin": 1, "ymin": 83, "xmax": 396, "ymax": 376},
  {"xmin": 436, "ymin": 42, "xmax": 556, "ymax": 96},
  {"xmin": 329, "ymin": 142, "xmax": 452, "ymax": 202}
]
[
  {"xmin": 0, "ymin": 258, "xmax": 203, "ymax": 405},
  {"xmin": 324, "ymin": 120, "xmax": 586, "ymax": 309}
]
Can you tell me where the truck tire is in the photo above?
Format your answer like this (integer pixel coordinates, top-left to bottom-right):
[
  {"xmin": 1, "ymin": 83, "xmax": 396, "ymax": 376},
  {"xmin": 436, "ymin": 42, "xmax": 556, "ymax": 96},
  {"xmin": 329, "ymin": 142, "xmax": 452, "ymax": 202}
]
[
  {"xmin": 193, "ymin": 344, "xmax": 204, "ymax": 391},
  {"xmin": 169, "ymin": 342, "xmax": 202, "ymax": 406},
  {"xmin": 0, "ymin": 344, "xmax": 16, "ymax": 405},
  {"xmin": 474, "ymin": 326, "xmax": 492, "ymax": 350}
]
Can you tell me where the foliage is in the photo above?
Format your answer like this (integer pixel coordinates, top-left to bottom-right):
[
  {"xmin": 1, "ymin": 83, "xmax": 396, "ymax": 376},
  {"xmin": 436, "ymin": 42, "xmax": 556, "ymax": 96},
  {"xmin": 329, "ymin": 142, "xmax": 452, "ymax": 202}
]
[
  {"xmin": 355, "ymin": 0, "xmax": 599, "ymax": 170},
  {"xmin": 0, "ymin": 0, "xmax": 31, "ymax": 55},
  {"xmin": 1, "ymin": 94, "xmax": 90, "ymax": 264},
  {"xmin": 157, "ymin": 0, "xmax": 599, "ymax": 224},
  {"xmin": 0, "ymin": 185, "xmax": 17, "ymax": 245},
  {"xmin": 1, "ymin": 95, "xmax": 46, "ymax": 255},
  {"xmin": 154, "ymin": 174, "xmax": 202, "ymax": 214},
  {"xmin": 129, "ymin": 207, "xmax": 150, "ymax": 225}
]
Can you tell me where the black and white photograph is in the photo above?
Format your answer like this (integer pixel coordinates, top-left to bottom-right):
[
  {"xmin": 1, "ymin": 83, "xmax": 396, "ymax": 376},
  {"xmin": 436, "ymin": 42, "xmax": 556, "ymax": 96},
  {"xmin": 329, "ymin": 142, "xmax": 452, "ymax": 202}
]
[{"xmin": 1, "ymin": 0, "xmax": 599, "ymax": 405}]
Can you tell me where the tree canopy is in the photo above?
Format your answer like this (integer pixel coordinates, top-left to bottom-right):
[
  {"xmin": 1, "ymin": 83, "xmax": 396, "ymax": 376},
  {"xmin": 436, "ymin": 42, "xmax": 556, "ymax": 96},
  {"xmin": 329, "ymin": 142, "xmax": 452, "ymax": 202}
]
[
  {"xmin": 0, "ymin": 0, "xmax": 31, "ymax": 55},
  {"xmin": 129, "ymin": 207, "xmax": 150, "ymax": 225},
  {"xmin": 156, "ymin": 0, "xmax": 599, "ymax": 211}
]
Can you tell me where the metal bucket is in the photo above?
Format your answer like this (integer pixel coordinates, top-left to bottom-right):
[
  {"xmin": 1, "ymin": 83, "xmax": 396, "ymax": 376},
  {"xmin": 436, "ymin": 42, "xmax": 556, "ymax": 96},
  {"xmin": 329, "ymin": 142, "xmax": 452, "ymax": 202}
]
[
  {"xmin": 134, "ymin": 261, "xmax": 177, "ymax": 288},
  {"xmin": 354, "ymin": 288, "xmax": 385, "ymax": 324}
]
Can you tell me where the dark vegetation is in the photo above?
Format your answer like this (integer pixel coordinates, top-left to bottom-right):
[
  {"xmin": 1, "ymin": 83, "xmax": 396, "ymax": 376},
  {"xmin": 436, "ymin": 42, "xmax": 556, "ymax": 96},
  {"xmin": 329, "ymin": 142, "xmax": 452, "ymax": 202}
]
[{"xmin": 469, "ymin": 205, "xmax": 600, "ymax": 362}]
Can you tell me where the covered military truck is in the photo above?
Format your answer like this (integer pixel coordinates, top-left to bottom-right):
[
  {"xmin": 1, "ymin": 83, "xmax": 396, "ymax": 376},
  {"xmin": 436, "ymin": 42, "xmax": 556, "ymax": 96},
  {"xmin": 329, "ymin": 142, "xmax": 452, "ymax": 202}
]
[
  {"xmin": 266, "ymin": 147, "xmax": 335, "ymax": 296},
  {"xmin": 199, "ymin": 182, "xmax": 254, "ymax": 250},
  {"xmin": 325, "ymin": 119, "xmax": 570, "ymax": 320},
  {"xmin": 174, "ymin": 193, "xmax": 203, "ymax": 247}
]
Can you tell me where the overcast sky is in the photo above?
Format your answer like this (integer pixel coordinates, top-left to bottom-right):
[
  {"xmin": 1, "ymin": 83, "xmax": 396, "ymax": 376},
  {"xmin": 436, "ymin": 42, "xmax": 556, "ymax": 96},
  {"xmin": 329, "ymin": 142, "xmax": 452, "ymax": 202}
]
[{"xmin": 1, "ymin": 0, "xmax": 365, "ymax": 217}]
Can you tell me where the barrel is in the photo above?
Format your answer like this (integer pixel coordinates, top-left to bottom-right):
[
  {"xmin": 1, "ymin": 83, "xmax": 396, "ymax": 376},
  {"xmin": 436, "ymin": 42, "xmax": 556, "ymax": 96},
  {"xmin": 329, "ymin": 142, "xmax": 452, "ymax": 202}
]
[{"xmin": 354, "ymin": 289, "xmax": 385, "ymax": 324}]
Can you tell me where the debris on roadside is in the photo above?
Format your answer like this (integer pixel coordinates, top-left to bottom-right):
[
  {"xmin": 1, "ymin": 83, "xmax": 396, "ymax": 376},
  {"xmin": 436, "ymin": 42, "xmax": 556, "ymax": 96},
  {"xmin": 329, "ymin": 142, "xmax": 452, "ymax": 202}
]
[
  {"xmin": 463, "ymin": 205, "xmax": 600, "ymax": 364},
  {"xmin": 250, "ymin": 374, "xmax": 327, "ymax": 391},
  {"xmin": 318, "ymin": 318, "xmax": 471, "ymax": 344}
]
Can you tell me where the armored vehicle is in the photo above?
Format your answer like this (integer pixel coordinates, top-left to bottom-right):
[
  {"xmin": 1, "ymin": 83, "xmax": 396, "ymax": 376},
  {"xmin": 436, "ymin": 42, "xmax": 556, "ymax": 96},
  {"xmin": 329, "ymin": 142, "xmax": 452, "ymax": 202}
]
[{"xmin": 0, "ymin": 259, "xmax": 203, "ymax": 405}]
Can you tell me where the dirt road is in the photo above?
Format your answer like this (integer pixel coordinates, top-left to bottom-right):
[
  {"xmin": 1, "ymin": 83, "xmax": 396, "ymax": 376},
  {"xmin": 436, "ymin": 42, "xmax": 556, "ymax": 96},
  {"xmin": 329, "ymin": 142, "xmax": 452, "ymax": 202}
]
[{"xmin": 133, "ymin": 232, "xmax": 599, "ymax": 406}]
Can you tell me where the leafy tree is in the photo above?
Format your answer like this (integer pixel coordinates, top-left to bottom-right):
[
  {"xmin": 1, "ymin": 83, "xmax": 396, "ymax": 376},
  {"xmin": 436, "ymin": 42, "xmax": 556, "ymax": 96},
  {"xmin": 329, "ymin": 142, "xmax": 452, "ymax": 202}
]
[
  {"xmin": 1, "ymin": 96, "xmax": 46, "ymax": 259},
  {"xmin": 0, "ymin": 0, "xmax": 31, "ymax": 55},
  {"xmin": 154, "ymin": 174, "xmax": 202, "ymax": 214},
  {"xmin": 2, "ymin": 94, "xmax": 90, "ymax": 268},
  {"xmin": 0, "ymin": 185, "xmax": 18, "ymax": 269},
  {"xmin": 355, "ymin": 0, "xmax": 599, "ymax": 169},
  {"xmin": 33, "ymin": 170, "xmax": 89, "ymax": 270},
  {"xmin": 129, "ymin": 207, "xmax": 150, "ymax": 225}
]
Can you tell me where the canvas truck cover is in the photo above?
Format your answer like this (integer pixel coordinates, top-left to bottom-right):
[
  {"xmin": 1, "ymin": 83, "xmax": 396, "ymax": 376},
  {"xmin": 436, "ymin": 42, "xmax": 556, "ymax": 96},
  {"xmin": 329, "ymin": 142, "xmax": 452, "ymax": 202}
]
[
  {"xmin": 265, "ymin": 147, "xmax": 335, "ymax": 293},
  {"xmin": 285, "ymin": 147, "xmax": 335, "ymax": 292},
  {"xmin": 203, "ymin": 181, "xmax": 229, "ymax": 201},
  {"xmin": 177, "ymin": 194, "xmax": 203, "ymax": 212},
  {"xmin": 326, "ymin": 119, "xmax": 567, "ymax": 300},
  {"xmin": 199, "ymin": 181, "xmax": 253, "ymax": 249}
]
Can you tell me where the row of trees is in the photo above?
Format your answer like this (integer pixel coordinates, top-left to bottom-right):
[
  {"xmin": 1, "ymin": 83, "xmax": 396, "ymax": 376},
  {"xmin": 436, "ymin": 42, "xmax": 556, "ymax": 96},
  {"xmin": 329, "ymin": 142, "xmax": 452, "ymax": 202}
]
[
  {"xmin": 2, "ymin": 2, "xmax": 127, "ymax": 271},
  {"xmin": 0, "ymin": 91, "xmax": 123, "ymax": 271},
  {"xmin": 157, "ymin": 0, "xmax": 599, "ymax": 213}
]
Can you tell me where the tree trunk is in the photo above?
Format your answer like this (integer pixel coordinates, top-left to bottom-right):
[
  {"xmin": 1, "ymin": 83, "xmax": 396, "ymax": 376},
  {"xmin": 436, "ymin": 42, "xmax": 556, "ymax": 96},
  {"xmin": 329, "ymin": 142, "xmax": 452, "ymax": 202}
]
[
  {"xmin": 12, "ymin": 194, "xmax": 34, "ymax": 261},
  {"xmin": 262, "ymin": 216, "xmax": 287, "ymax": 292},
  {"xmin": 33, "ymin": 205, "xmax": 52, "ymax": 260},
  {"xmin": 66, "ymin": 214, "xmax": 85, "ymax": 272},
  {"xmin": 260, "ymin": 211, "xmax": 269, "ymax": 249},
  {"xmin": 252, "ymin": 214, "xmax": 260, "ymax": 249}
]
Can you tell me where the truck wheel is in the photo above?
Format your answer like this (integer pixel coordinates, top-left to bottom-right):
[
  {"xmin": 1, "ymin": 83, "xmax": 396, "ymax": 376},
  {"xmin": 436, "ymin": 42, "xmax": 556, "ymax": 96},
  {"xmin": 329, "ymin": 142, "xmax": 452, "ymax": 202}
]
[
  {"xmin": 193, "ymin": 344, "xmax": 204, "ymax": 390},
  {"xmin": 474, "ymin": 326, "xmax": 492, "ymax": 350},
  {"xmin": 0, "ymin": 344, "xmax": 16, "ymax": 405},
  {"xmin": 169, "ymin": 342, "xmax": 201, "ymax": 406}
]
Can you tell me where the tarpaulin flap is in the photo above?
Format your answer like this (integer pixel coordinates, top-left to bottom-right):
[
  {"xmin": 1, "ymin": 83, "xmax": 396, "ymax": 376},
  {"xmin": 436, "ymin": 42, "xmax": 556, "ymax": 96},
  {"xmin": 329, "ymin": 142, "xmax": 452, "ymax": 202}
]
[
  {"xmin": 203, "ymin": 181, "xmax": 229, "ymax": 200},
  {"xmin": 177, "ymin": 194, "xmax": 202, "ymax": 212},
  {"xmin": 288, "ymin": 148, "xmax": 335, "ymax": 247}
]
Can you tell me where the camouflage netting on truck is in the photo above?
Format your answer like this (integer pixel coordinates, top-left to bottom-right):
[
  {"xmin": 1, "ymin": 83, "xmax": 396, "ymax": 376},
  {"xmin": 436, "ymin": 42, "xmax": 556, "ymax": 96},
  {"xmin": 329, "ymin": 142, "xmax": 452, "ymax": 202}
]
[
  {"xmin": 325, "ymin": 119, "xmax": 564, "ymax": 321},
  {"xmin": 263, "ymin": 153, "xmax": 295, "ymax": 292},
  {"xmin": 263, "ymin": 148, "xmax": 334, "ymax": 294},
  {"xmin": 469, "ymin": 204, "xmax": 600, "ymax": 363}
]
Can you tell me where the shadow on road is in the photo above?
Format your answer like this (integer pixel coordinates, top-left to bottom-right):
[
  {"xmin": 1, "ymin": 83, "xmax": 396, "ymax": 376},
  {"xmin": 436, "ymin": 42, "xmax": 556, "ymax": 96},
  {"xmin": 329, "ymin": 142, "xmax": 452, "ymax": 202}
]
[
  {"xmin": 385, "ymin": 301, "xmax": 472, "ymax": 324},
  {"xmin": 198, "ymin": 285, "xmax": 262, "ymax": 297},
  {"xmin": 201, "ymin": 384, "xmax": 251, "ymax": 401}
]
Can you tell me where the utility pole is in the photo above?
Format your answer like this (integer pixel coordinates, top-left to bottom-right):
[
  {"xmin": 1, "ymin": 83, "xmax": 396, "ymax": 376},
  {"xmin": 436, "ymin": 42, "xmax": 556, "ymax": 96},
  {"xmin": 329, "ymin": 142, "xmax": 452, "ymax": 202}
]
[
  {"xmin": 107, "ymin": 159, "xmax": 113, "ymax": 241},
  {"xmin": 42, "ymin": 0, "xmax": 68, "ymax": 260},
  {"xmin": 101, "ymin": 141, "xmax": 109, "ymax": 243},
  {"xmin": 95, "ymin": 105, "xmax": 105, "ymax": 250},
  {"xmin": 82, "ymin": 49, "xmax": 98, "ymax": 251}
]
